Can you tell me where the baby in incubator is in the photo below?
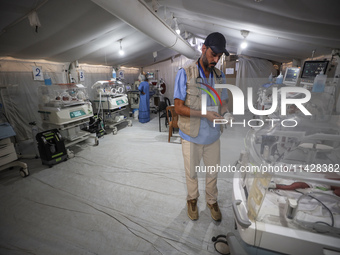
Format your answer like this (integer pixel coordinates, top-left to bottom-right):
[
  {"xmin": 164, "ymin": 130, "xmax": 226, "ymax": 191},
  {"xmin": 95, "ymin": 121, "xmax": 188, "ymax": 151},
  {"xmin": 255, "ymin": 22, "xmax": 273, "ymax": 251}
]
[{"xmin": 271, "ymin": 180, "xmax": 340, "ymax": 197}]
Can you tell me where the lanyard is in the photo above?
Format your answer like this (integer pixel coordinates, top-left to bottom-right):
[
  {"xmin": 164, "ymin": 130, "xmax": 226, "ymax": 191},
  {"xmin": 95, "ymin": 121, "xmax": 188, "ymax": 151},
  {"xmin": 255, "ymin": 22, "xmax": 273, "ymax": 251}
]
[
  {"xmin": 196, "ymin": 58, "xmax": 222, "ymax": 84},
  {"xmin": 195, "ymin": 58, "xmax": 223, "ymax": 106}
]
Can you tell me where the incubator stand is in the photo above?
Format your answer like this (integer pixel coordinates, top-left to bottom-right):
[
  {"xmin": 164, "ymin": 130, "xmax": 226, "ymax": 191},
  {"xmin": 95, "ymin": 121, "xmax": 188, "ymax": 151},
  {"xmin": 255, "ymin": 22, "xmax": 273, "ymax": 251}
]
[
  {"xmin": 38, "ymin": 84, "xmax": 95, "ymax": 147},
  {"xmin": 126, "ymin": 79, "xmax": 166, "ymax": 116},
  {"xmin": 127, "ymin": 81, "xmax": 140, "ymax": 115},
  {"xmin": 91, "ymin": 80, "xmax": 132, "ymax": 135},
  {"xmin": 149, "ymin": 78, "xmax": 166, "ymax": 113},
  {"xmin": 232, "ymin": 119, "xmax": 340, "ymax": 254}
]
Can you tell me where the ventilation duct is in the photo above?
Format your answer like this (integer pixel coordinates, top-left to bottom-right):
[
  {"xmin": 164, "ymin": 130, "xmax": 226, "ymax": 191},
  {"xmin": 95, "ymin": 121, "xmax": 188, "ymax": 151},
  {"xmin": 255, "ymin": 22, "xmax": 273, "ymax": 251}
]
[{"xmin": 91, "ymin": 0, "xmax": 199, "ymax": 60}]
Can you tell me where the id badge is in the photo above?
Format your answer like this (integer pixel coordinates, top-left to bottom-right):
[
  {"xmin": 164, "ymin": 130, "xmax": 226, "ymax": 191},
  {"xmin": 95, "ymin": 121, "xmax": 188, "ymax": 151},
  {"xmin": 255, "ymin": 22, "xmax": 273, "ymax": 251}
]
[{"xmin": 207, "ymin": 106, "xmax": 219, "ymax": 113}]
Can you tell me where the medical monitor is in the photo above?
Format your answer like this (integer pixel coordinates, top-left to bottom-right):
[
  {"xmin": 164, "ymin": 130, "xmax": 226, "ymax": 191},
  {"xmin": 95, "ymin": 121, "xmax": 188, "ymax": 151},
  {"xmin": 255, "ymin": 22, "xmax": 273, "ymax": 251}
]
[
  {"xmin": 283, "ymin": 67, "xmax": 301, "ymax": 86},
  {"xmin": 300, "ymin": 60, "xmax": 329, "ymax": 87},
  {"xmin": 146, "ymin": 72, "xmax": 155, "ymax": 79}
]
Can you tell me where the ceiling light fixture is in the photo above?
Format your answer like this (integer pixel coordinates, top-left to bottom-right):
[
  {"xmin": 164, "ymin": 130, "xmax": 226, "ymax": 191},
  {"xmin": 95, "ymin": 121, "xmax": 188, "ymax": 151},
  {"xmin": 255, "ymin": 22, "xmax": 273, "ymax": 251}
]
[
  {"xmin": 192, "ymin": 36, "xmax": 196, "ymax": 45},
  {"xmin": 240, "ymin": 41, "xmax": 248, "ymax": 49},
  {"xmin": 119, "ymin": 39, "xmax": 124, "ymax": 56},
  {"xmin": 153, "ymin": 51, "xmax": 157, "ymax": 62},
  {"xmin": 28, "ymin": 11, "xmax": 41, "ymax": 33},
  {"xmin": 152, "ymin": 0, "xmax": 159, "ymax": 12},
  {"xmin": 240, "ymin": 30, "xmax": 249, "ymax": 49},
  {"xmin": 173, "ymin": 17, "xmax": 180, "ymax": 35}
]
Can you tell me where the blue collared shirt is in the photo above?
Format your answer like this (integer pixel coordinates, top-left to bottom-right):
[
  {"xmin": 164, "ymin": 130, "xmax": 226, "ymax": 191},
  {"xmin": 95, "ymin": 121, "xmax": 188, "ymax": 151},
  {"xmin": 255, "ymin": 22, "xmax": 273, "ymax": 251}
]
[{"xmin": 174, "ymin": 65, "xmax": 228, "ymax": 145}]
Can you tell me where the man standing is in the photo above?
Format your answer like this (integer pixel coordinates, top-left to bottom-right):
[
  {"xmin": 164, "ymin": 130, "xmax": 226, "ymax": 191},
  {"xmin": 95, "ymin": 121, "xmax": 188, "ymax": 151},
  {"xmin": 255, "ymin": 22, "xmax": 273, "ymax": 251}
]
[{"xmin": 174, "ymin": 32, "xmax": 229, "ymax": 221}]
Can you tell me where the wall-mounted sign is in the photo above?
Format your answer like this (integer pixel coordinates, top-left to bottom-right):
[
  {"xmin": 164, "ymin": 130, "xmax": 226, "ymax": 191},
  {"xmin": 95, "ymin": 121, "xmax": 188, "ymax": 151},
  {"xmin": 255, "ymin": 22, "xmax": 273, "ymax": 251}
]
[
  {"xmin": 78, "ymin": 70, "xmax": 85, "ymax": 82},
  {"xmin": 118, "ymin": 70, "xmax": 124, "ymax": 79},
  {"xmin": 33, "ymin": 66, "xmax": 44, "ymax": 81}
]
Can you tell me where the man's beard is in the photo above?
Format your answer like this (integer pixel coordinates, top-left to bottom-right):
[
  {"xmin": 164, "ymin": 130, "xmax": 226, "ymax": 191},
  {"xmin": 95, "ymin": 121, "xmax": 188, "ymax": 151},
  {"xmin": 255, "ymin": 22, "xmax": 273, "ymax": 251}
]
[{"xmin": 202, "ymin": 51, "xmax": 217, "ymax": 72}]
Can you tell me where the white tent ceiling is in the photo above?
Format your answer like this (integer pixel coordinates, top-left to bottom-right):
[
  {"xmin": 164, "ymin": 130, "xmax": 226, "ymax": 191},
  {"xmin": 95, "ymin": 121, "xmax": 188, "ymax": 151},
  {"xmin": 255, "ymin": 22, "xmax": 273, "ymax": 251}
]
[{"xmin": 1, "ymin": 0, "xmax": 340, "ymax": 68}]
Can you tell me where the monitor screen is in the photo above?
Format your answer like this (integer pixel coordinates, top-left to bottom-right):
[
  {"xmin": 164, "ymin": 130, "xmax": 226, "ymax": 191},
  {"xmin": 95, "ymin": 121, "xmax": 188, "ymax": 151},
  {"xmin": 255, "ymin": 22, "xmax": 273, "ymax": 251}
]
[
  {"xmin": 301, "ymin": 61, "xmax": 329, "ymax": 79},
  {"xmin": 300, "ymin": 60, "xmax": 329, "ymax": 89},
  {"xmin": 283, "ymin": 67, "xmax": 300, "ymax": 86},
  {"xmin": 146, "ymin": 72, "xmax": 155, "ymax": 79}
]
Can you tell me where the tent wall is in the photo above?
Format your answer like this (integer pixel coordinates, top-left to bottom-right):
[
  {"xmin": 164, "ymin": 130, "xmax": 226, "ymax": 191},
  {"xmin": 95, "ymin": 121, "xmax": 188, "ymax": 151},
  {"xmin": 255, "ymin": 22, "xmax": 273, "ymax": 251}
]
[{"xmin": 116, "ymin": 67, "xmax": 140, "ymax": 86}]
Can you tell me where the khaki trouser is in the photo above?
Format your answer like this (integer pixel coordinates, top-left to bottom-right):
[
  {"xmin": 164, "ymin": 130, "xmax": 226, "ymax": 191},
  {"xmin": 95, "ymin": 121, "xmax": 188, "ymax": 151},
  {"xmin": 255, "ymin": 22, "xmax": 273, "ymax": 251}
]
[{"xmin": 182, "ymin": 139, "xmax": 220, "ymax": 204}]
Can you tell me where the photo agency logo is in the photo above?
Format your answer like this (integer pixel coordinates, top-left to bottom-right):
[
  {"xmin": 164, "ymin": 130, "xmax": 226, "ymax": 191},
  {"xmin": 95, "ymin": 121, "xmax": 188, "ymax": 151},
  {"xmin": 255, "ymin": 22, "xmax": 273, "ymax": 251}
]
[{"xmin": 200, "ymin": 84, "xmax": 312, "ymax": 128}]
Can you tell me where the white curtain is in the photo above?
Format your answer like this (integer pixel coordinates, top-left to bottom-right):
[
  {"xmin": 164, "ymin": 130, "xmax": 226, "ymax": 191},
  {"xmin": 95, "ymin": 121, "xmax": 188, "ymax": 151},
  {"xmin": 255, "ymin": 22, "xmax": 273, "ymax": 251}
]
[
  {"xmin": 236, "ymin": 56, "xmax": 277, "ymax": 110},
  {"xmin": 144, "ymin": 55, "xmax": 191, "ymax": 103}
]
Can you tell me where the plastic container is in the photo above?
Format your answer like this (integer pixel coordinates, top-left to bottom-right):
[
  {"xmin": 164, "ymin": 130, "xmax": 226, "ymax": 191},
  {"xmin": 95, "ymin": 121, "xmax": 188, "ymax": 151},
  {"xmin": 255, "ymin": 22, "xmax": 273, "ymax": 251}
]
[
  {"xmin": 268, "ymin": 73, "xmax": 273, "ymax": 83},
  {"xmin": 312, "ymin": 70, "xmax": 327, "ymax": 92},
  {"xmin": 276, "ymin": 72, "xmax": 283, "ymax": 84},
  {"xmin": 44, "ymin": 73, "xmax": 52, "ymax": 85},
  {"xmin": 133, "ymin": 110, "xmax": 139, "ymax": 120},
  {"xmin": 112, "ymin": 68, "xmax": 116, "ymax": 79}
]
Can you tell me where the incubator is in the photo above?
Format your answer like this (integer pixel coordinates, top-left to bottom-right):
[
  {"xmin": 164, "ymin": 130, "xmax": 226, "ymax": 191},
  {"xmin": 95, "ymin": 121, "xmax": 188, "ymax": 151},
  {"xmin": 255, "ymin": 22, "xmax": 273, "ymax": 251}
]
[
  {"xmin": 91, "ymin": 80, "xmax": 131, "ymax": 135},
  {"xmin": 38, "ymin": 84, "xmax": 95, "ymax": 147},
  {"xmin": 232, "ymin": 102, "xmax": 340, "ymax": 254}
]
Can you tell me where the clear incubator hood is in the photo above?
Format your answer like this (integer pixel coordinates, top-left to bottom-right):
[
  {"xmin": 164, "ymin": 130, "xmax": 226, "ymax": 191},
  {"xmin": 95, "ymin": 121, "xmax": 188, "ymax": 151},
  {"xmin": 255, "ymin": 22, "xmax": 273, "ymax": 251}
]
[
  {"xmin": 38, "ymin": 83, "xmax": 90, "ymax": 109},
  {"xmin": 232, "ymin": 93, "xmax": 340, "ymax": 254}
]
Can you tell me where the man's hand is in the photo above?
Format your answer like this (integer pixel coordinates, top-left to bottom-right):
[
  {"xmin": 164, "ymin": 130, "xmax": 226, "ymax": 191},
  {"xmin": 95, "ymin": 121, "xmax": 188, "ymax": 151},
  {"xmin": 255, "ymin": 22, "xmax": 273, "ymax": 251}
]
[{"xmin": 205, "ymin": 111, "xmax": 223, "ymax": 122}]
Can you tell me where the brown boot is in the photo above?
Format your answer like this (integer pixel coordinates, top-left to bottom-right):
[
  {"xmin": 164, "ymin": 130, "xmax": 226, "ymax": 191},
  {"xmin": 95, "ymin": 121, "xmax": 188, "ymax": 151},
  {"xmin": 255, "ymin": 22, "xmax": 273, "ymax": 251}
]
[
  {"xmin": 207, "ymin": 202, "xmax": 221, "ymax": 221},
  {"xmin": 187, "ymin": 199, "xmax": 198, "ymax": 220}
]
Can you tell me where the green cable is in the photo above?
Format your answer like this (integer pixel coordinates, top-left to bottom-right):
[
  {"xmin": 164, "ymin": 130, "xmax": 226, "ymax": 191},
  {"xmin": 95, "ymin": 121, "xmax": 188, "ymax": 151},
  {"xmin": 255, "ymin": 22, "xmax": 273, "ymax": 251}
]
[{"xmin": 197, "ymin": 87, "xmax": 217, "ymax": 105}]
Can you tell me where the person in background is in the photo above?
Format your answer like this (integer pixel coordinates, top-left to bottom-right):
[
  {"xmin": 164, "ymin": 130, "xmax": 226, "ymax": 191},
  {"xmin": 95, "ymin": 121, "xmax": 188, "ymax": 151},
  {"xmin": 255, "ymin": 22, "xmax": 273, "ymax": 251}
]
[
  {"xmin": 174, "ymin": 32, "xmax": 230, "ymax": 221},
  {"xmin": 138, "ymin": 73, "xmax": 150, "ymax": 123}
]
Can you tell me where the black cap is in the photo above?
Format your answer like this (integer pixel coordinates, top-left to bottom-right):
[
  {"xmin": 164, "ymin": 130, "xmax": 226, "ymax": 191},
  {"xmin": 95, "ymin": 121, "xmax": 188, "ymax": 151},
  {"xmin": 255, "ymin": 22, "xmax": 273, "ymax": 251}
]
[{"xmin": 204, "ymin": 32, "xmax": 230, "ymax": 56}]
